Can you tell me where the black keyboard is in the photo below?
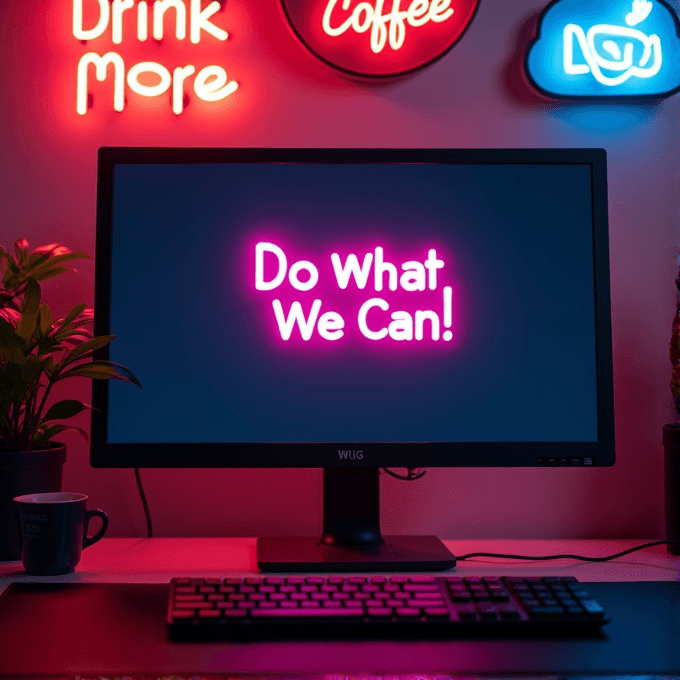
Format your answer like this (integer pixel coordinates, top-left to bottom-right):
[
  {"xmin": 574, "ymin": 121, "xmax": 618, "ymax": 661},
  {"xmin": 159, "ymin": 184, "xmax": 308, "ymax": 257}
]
[{"xmin": 167, "ymin": 575, "xmax": 609, "ymax": 640}]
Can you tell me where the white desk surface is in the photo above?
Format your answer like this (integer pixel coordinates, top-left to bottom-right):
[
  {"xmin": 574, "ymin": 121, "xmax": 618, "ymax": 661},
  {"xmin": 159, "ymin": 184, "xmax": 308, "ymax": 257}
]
[{"xmin": 1, "ymin": 537, "xmax": 679, "ymax": 596}]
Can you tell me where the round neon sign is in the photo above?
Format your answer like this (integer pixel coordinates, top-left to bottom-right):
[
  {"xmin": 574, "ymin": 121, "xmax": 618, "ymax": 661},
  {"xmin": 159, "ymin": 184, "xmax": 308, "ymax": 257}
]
[{"xmin": 280, "ymin": 0, "xmax": 481, "ymax": 77}]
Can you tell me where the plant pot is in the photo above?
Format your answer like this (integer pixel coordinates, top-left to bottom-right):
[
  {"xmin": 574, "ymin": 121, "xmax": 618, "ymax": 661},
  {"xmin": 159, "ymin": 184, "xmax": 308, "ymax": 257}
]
[
  {"xmin": 0, "ymin": 443, "xmax": 66, "ymax": 561},
  {"xmin": 664, "ymin": 424, "xmax": 680, "ymax": 555}
]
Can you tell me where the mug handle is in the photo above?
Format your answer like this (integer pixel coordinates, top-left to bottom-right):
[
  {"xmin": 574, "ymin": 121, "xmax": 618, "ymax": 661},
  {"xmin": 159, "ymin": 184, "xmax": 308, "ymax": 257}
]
[{"xmin": 83, "ymin": 509, "xmax": 108, "ymax": 549}]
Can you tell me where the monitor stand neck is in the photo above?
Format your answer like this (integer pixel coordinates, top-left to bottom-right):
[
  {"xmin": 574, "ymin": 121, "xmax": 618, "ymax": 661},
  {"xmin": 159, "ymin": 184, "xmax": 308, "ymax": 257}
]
[
  {"xmin": 320, "ymin": 468, "xmax": 383, "ymax": 547},
  {"xmin": 257, "ymin": 468, "xmax": 457, "ymax": 572}
]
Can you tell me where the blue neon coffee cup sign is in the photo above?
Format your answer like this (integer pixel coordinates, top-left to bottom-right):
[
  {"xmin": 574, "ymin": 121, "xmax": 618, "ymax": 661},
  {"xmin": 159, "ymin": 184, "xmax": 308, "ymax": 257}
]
[{"xmin": 526, "ymin": 0, "xmax": 680, "ymax": 98}]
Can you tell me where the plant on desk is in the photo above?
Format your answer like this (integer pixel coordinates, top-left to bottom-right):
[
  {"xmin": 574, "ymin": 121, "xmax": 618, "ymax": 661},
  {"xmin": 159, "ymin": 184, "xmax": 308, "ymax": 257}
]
[
  {"xmin": 0, "ymin": 239, "xmax": 140, "ymax": 560},
  {"xmin": 666, "ymin": 261, "xmax": 680, "ymax": 555}
]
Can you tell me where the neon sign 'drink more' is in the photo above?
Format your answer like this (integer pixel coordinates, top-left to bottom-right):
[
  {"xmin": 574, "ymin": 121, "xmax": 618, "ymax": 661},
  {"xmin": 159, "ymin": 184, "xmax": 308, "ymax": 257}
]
[{"xmin": 73, "ymin": 0, "xmax": 239, "ymax": 115}]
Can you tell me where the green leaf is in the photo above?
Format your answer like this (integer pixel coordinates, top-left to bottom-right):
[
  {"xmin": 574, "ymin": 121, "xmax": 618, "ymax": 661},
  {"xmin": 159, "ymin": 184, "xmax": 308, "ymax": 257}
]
[
  {"xmin": 34, "ymin": 423, "xmax": 90, "ymax": 448},
  {"xmin": 14, "ymin": 239, "xmax": 29, "ymax": 265},
  {"xmin": 55, "ymin": 303, "xmax": 86, "ymax": 330},
  {"xmin": 17, "ymin": 278, "xmax": 41, "ymax": 342},
  {"xmin": 19, "ymin": 356, "xmax": 43, "ymax": 384},
  {"xmin": 56, "ymin": 363, "xmax": 118, "ymax": 381},
  {"xmin": 43, "ymin": 399, "xmax": 87, "ymax": 421},
  {"xmin": 31, "ymin": 422, "xmax": 89, "ymax": 449},
  {"xmin": 64, "ymin": 335, "xmax": 115, "ymax": 363},
  {"xmin": 104, "ymin": 360, "xmax": 142, "ymax": 387},
  {"xmin": 39, "ymin": 304, "xmax": 52, "ymax": 335},
  {"xmin": 57, "ymin": 360, "xmax": 140, "ymax": 386},
  {"xmin": 30, "ymin": 266, "xmax": 73, "ymax": 283},
  {"xmin": 0, "ymin": 317, "xmax": 25, "ymax": 363},
  {"xmin": 27, "ymin": 251, "xmax": 91, "ymax": 278}
]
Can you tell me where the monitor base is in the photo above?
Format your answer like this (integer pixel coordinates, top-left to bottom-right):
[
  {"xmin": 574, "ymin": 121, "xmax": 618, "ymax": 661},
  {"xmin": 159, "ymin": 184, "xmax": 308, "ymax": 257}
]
[{"xmin": 257, "ymin": 535, "xmax": 456, "ymax": 572}]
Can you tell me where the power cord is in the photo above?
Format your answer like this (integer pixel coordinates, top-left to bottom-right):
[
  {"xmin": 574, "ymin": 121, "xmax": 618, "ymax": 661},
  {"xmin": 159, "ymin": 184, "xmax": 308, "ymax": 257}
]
[
  {"xmin": 457, "ymin": 540, "xmax": 680, "ymax": 562},
  {"xmin": 133, "ymin": 467, "xmax": 153, "ymax": 539},
  {"xmin": 381, "ymin": 467, "xmax": 426, "ymax": 481}
]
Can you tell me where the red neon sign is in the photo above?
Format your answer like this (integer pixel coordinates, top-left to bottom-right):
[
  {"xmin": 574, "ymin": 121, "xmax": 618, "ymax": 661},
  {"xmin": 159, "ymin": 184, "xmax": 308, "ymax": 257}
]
[
  {"xmin": 73, "ymin": 0, "xmax": 239, "ymax": 115},
  {"xmin": 280, "ymin": 0, "xmax": 480, "ymax": 77}
]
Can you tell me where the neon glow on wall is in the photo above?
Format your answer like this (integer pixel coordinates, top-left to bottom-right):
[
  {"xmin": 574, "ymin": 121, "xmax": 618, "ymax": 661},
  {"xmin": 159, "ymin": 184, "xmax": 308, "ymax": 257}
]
[
  {"xmin": 526, "ymin": 0, "xmax": 680, "ymax": 98},
  {"xmin": 254, "ymin": 242, "xmax": 460, "ymax": 343},
  {"xmin": 280, "ymin": 0, "xmax": 480, "ymax": 78},
  {"xmin": 73, "ymin": 0, "xmax": 239, "ymax": 115}
]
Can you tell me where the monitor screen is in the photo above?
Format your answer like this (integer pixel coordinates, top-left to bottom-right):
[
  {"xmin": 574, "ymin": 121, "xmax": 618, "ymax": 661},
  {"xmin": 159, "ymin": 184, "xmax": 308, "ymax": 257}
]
[{"xmin": 91, "ymin": 148, "xmax": 614, "ymax": 468}]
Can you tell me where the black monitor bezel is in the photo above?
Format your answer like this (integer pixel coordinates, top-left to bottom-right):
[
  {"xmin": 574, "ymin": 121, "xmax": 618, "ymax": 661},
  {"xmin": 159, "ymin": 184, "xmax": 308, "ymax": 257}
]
[{"xmin": 91, "ymin": 147, "xmax": 614, "ymax": 468}]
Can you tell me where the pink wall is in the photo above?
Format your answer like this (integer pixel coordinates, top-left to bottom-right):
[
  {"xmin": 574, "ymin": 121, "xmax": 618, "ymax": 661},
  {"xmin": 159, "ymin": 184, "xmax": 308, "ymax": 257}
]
[{"xmin": 1, "ymin": 0, "xmax": 677, "ymax": 539}]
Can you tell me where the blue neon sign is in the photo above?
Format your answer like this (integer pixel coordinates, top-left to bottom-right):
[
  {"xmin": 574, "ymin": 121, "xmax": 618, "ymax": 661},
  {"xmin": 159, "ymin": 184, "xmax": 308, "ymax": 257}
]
[{"xmin": 526, "ymin": 0, "xmax": 680, "ymax": 98}]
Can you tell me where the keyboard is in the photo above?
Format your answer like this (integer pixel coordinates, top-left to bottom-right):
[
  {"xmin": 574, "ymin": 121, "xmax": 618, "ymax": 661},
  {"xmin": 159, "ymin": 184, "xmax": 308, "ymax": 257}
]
[{"xmin": 167, "ymin": 575, "xmax": 609, "ymax": 640}]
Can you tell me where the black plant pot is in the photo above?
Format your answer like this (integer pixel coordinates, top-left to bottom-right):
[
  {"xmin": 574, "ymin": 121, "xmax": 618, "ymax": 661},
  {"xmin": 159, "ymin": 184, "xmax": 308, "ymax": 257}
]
[
  {"xmin": 663, "ymin": 424, "xmax": 680, "ymax": 555},
  {"xmin": 0, "ymin": 444, "xmax": 66, "ymax": 561}
]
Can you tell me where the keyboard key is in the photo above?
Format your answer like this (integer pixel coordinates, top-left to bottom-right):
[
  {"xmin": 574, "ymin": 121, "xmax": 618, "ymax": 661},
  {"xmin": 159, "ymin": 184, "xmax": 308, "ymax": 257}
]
[
  {"xmin": 251, "ymin": 608, "xmax": 364, "ymax": 618},
  {"xmin": 580, "ymin": 600, "xmax": 605, "ymax": 617},
  {"xmin": 424, "ymin": 607, "xmax": 449, "ymax": 617},
  {"xmin": 175, "ymin": 601, "xmax": 214, "ymax": 609},
  {"xmin": 198, "ymin": 609, "xmax": 221, "ymax": 618},
  {"xmin": 223, "ymin": 609, "xmax": 247, "ymax": 618},
  {"xmin": 566, "ymin": 606, "xmax": 585, "ymax": 615},
  {"xmin": 172, "ymin": 609, "xmax": 195, "ymax": 619},
  {"xmin": 527, "ymin": 606, "xmax": 566, "ymax": 618},
  {"xmin": 396, "ymin": 608, "xmax": 421, "ymax": 617},
  {"xmin": 367, "ymin": 607, "xmax": 393, "ymax": 617}
]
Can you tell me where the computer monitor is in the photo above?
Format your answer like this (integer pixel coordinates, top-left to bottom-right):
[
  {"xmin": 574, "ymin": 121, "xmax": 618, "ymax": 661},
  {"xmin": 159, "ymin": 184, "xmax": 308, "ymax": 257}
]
[{"xmin": 91, "ymin": 147, "xmax": 614, "ymax": 571}]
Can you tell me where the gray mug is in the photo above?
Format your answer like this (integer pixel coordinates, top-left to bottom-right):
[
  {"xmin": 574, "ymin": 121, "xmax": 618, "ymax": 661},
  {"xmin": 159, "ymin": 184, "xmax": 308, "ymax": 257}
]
[{"xmin": 14, "ymin": 492, "xmax": 108, "ymax": 575}]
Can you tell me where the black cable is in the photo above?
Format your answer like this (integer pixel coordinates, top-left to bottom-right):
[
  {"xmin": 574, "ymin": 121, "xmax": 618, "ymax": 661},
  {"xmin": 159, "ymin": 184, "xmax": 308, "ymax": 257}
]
[
  {"xmin": 381, "ymin": 467, "xmax": 427, "ymax": 481},
  {"xmin": 457, "ymin": 539, "xmax": 680, "ymax": 563},
  {"xmin": 134, "ymin": 467, "xmax": 153, "ymax": 539}
]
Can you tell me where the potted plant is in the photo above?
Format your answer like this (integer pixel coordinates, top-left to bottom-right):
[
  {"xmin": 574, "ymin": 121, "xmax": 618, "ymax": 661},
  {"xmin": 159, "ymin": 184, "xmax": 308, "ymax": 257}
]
[
  {"xmin": 0, "ymin": 239, "xmax": 139, "ymax": 560},
  {"xmin": 666, "ymin": 263, "xmax": 680, "ymax": 555}
]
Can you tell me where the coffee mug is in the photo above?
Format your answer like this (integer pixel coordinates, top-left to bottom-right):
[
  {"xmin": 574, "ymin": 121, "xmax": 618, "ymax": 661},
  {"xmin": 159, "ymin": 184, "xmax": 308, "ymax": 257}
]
[{"xmin": 13, "ymin": 492, "xmax": 108, "ymax": 575}]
